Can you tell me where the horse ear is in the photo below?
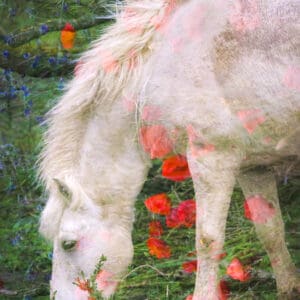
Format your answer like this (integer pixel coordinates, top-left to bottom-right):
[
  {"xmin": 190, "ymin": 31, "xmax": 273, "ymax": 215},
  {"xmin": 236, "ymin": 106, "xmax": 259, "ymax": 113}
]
[{"xmin": 53, "ymin": 178, "xmax": 72, "ymax": 205}]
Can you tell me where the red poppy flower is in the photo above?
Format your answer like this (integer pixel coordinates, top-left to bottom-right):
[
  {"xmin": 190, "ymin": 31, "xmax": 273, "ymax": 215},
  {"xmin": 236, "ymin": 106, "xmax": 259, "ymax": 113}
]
[
  {"xmin": 166, "ymin": 200, "xmax": 196, "ymax": 228},
  {"xmin": 149, "ymin": 220, "xmax": 163, "ymax": 237},
  {"xmin": 218, "ymin": 280, "xmax": 230, "ymax": 300},
  {"xmin": 244, "ymin": 195, "xmax": 276, "ymax": 224},
  {"xmin": 185, "ymin": 295, "xmax": 193, "ymax": 300},
  {"xmin": 182, "ymin": 260, "xmax": 197, "ymax": 273},
  {"xmin": 166, "ymin": 207, "xmax": 181, "ymax": 228},
  {"xmin": 162, "ymin": 155, "xmax": 191, "ymax": 181},
  {"xmin": 177, "ymin": 199, "xmax": 196, "ymax": 227},
  {"xmin": 61, "ymin": 23, "xmax": 76, "ymax": 50},
  {"xmin": 226, "ymin": 258, "xmax": 250, "ymax": 282},
  {"xmin": 145, "ymin": 193, "xmax": 171, "ymax": 215},
  {"xmin": 147, "ymin": 237, "xmax": 171, "ymax": 259},
  {"xmin": 140, "ymin": 125, "xmax": 174, "ymax": 159}
]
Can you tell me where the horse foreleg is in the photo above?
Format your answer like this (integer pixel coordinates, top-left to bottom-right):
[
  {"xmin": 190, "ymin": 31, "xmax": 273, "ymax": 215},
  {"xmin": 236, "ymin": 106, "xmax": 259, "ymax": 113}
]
[
  {"xmin": 238, "ymin": 168, "xmax": 300, "ymax": 299},
  {"xmin": 188, "ymin": 150, "xmax": 241, "ymax": 300}
]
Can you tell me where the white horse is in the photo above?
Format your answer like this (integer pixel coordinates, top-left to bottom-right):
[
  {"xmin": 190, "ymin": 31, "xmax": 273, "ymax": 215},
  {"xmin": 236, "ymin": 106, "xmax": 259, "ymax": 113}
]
[{"xmin": 38, "ymin": 0, "xmax": 300, "ymax": 299}]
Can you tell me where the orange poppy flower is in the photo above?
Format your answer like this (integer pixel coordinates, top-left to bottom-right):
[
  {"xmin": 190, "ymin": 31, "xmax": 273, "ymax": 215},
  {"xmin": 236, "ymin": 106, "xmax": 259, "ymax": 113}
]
[
  {"xmin": 60, "ymin": 23, "xmax": 76, "ymax": 50},
  {"xmin": 74, "ymin": 277, "xmax": 91, "ymax": 292},
  {"xmin": 147, "ymin": 237, "xmax": 171, "ymax": 259},
  {"xmin": 144, "ymin": 193, "xmax": 171, "ymax": 215},
  {"xmin": 244, "ymin": 195, "xmax": 276, "ymax": 224},
  {"xmin": 162, "ymin": 155, "xmax": 191, "ymax": 181},
  {"xmin": 149, "ymin": 220, "xmax": 163, "ymax": 237},
  {"xmin": 140, "ymin": 125, "xmax": 173, "ymax": 159},
  {"xmin": 226, "ymin": 258, "xmax": 250, "ymax": 282},
  {"xmin": 182, "ymin": 260, "xmax": 197, "ymax": 273}
]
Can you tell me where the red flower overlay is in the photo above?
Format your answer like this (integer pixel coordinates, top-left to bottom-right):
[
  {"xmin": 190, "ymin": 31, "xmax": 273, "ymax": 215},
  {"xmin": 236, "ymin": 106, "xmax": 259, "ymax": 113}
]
[
  {"xmin": 182, "ymin": 260, "xmax": 197, "ymax": 273},
  {"xmin": 236, "ymin": 109, "xmax": 265, "ymax": 134},
  {"xmin": 226, "ymin": 258, "xmax": 250, "ymax": 282},
  {"xmin": 244, "ymin": 195, "xmax": 276, "ymax": 224},
  {"xmin": 166, "ymin": 199, "xmax": 196, "ymax": 228},
  {"xmin": 147, "ymin": 237, "xmax": 171, "ymax": 259},
  {"xmin": 162, "ymin": 155, "xmax": 191, "ymax": 181},
  {"xmin": 140, "ymin": 125, "xmax": 174, "ymax": 159},
  {"xmin": 144, "ymin": 193, "xmax": 171, "ymax": 215},
  {"xmin": 149, "ymin": 220, "xmax": 163, "ymax": 237}
]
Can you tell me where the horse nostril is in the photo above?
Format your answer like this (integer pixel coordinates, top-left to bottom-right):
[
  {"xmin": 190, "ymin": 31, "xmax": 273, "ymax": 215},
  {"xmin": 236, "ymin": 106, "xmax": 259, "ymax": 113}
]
[{"xmin": 61, "ymin": 240, "xmax": 77, "ymax": 251}]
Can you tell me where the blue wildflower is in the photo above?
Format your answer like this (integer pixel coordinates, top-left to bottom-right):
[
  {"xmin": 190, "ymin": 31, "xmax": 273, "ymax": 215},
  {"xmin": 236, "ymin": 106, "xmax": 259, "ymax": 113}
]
[
  {"xmin": 32, "ymin": 56, "xmax": 40, "ymax": 68},
  {"xmin": 35, "ymin": 116, "xmax": 45, "ymax": 125},
  {"xmin": 39, "ymin": 24, "xmax": 49, "ymax": 34},
  {"xmin": 23, "ymin": 53, "xmax": 30, "ymax": 59},
  {"xmin": 48, "ymin": 252, "xmax": 53, "ymax": 260},
  {"xmin": 58, "ymin": 56, "xmax": 68, "ymax": 64},
  {"xmin": 2, "ymin": 50, "xmax": 9, "ymax": 59},
  {"xmin": 3, "ymin": 35, "xmax": 13, "ymax": 45},
  {"xmin": 11, "ymin": 234, "xmax": 21, "ymax": 246},
  {"xmin": 3, "ymin": 69, "xmax": 11, "ymax": 76},
  {"xmin": 24, "ymin": 107, "xmax": 31, "ymax": 117},
  {"xmin": 63, "ymin": 3, "xmax": 68, "ymax": 11},
  {"xmin": 21, "ymin": 85, "xmax": 30, "ymax": 97},
  {"xmin": 48, "ymin": 56, "xmax": 56, "ymax": 65},
  {"xmin": 9, "ymin": 87, "xmax": 17, "ymax": 98},
  {"xmin": 0, "ymin": 161, "xmax": 3, "ymax": 170}
]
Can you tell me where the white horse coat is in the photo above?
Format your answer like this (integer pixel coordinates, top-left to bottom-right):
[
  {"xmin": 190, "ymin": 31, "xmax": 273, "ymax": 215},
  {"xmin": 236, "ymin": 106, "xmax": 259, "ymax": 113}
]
[{"xmin": 39, "ymin": 0, "xmax": 300, "ymax": 299}]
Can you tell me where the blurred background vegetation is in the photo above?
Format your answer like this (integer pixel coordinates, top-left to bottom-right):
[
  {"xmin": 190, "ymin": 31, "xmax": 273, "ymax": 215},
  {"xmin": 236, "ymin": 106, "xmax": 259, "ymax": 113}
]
[{"xmin": 0, "ymin": 0, "xmax": 299, "ymax": 299}]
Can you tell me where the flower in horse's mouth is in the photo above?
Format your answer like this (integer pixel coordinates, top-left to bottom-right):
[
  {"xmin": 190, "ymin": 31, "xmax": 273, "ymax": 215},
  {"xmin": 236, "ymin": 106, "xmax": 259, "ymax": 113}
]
[
  {"xmin": 244, "ymin": 195, "xmax": 276, "ymax": 224},
  {"xmin": 162, "ymin": 155, "xmax": 191, "ymax": 181},
  {"xmin": 147, "ymin": 237, "xmax": 171, "ymax": 259},
  {"xmin": 149, "ymin": 220, "xmax": 163, "ymax": 237},
  {"xmin": 144, "ymin": 193, "xmax": 171, "ymax": 215},
  {"xmin": 226, "ymin": 258, "xmax": 250, "ymax": 282},
  {"xmin": 74, "ymin": 277, "xmax": 91, "ymax": 292}
]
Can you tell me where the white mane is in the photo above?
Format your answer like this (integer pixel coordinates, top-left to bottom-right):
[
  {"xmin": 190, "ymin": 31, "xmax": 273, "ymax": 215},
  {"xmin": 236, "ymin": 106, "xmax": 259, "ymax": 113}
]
[{"xmin": 38, "ymin": 0, "xmax": 183, "ymax": 240}]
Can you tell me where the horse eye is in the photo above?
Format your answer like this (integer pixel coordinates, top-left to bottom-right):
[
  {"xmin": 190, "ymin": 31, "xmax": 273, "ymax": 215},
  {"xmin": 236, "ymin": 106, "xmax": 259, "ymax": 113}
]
[
  {"xmin": 53, "ymin": 178, "xmax": 71, "ymax": 199},
  {"xmin": 62, "ymin": 240, "xmax": 77, "ymax": 251}
]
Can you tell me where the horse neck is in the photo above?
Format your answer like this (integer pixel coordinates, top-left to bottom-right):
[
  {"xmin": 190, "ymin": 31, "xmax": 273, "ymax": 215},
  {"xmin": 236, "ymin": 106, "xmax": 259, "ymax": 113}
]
[{"xmin": 77, "ymin": 100, "xmax": 149, "ymax": 213}]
